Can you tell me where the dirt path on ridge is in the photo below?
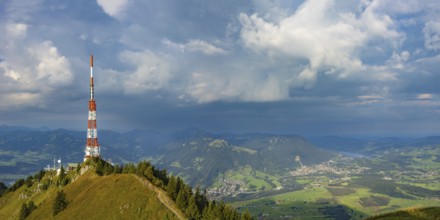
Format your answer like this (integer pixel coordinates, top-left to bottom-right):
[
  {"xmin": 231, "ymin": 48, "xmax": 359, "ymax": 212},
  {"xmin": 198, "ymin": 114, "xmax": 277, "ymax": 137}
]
[{"xmin": 134, "ymin": 175, "xmax": 186, "ymax": 220}]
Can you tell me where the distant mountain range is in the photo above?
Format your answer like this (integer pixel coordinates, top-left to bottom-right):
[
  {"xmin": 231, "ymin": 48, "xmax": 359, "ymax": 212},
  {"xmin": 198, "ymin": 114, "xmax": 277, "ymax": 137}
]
[
  {"xmin": 158, "ymin": 128, "xmax": 335, "ymax": 186},
  {"xmin": 0, "ymin": 127, "xmax": 164, "ymax": 183},
  {"xmin": 0, "ymin": 125, "xmax": 439, "ymax": 187},
  {"xmin": 310, "ymin": 135, "xmax": 440, "ymax": 155}
]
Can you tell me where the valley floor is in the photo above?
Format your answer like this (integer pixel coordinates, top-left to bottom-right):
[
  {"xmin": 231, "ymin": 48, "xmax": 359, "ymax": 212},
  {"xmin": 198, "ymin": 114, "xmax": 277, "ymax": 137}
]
[{"xmin": 208, "ymin": 145, "xmax": 440, "ymax": 219}]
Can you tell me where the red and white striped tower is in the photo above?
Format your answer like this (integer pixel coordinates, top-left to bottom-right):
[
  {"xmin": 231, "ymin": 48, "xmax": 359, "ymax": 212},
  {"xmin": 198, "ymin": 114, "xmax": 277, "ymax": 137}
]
[{"xmin": 84, "ymin": 55, "xmax": 100, "ymax": 161}]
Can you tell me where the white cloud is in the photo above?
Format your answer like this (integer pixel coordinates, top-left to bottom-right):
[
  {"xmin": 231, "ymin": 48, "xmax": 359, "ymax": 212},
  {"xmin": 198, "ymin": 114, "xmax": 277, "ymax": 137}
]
[
  {"xmin": 186, "ymin": 71, "xmax": 289, "ymax": 103},
  {"xmin": 250, "ymin": 0, "xmax": 291, "ymax": 22},
  {"xmin": 0, "ymin": 22, "xmax": 73, "ymax": 109},
  {"xmin": 386, "ymin": 51, "xmax": 410, "ymax": 69},
  {"xmin": 0, "ymin": 92, "xmax": 43, "ymax": 110},
  {"xmin": 1, "ymin": 33, "xmax": 73, "ymax": 88},
  {"xmin": 424, "ymin": 21, "xmax": 440, "ymax": 50},
  {"xmin": 30, "ymin": 41, "xmax": 73, "ymax": 86},
  {"xmin": 239, "ymin": 0, "xmax": 403, "ymax": 85},
  {"xmin": 96, "ymin": 0, "xmax": 129, "ymax": 18},
  {"xmin": 120, "ymin": 50, "xmax": 172, "ymax": 94},
  {"xmin": 418, "ymin": 93, "xmax": 433, "ymax": 99},
  {"xmin": 184, "ymin": 0, "xmax": 413, "ymax": 103},
  {"xmin": 358, "ymin": 95, "xmax": 384, "ymax": 101},
  {"xmin": 163, "ymin": 39, "xmax": 228, "ymax": 55},
  {"xmin": 5, "ymin": 23, "xmax": 27, "ymax": 39}
]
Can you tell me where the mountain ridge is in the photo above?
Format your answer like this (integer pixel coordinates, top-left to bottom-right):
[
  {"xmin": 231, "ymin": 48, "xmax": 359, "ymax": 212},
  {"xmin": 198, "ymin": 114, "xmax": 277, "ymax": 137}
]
[
  {"xmin": 0, "ymin": 158, "xmax": 250, "ymax": 220},
  {"xmin": 0, "ymin": 125, "xmax": 337, "ymax": 187},
  {"xmin": 157, "ymin": 132, "xmax": 336, "ymax": 187},
  {"xmin": 0, "ymin": 163, "xmax": 182, "ymax": 219}
]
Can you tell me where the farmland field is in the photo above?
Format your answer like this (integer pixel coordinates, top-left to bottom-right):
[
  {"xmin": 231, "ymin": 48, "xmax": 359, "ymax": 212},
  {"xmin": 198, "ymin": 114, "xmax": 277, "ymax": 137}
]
[{"xmin": 224, "ymin": 145, "xmax": 440, "ymax": 219}]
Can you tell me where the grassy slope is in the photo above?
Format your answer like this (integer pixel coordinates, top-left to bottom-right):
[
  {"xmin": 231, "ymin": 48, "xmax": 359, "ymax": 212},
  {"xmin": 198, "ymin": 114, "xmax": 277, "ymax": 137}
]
[
  {"xmin": 365, "ymin": 207, "xmax": 440, "ymax": 220},
  {"xmin": 0, "ymin": 172, "xmax": 183, "ymax": 220}
]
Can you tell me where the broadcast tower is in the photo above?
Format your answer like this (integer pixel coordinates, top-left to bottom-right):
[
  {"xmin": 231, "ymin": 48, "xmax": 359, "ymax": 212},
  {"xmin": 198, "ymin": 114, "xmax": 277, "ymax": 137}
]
[{"xmin": 84, "ymin": 55, "xmax": 100, "ymax": 161}]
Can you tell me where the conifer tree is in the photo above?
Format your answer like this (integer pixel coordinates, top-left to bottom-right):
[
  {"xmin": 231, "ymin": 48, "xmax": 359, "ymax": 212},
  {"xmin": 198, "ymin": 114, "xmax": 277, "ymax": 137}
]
[
  {"xmin": 213, "ymin": 201, "xmax": 226, "ymax": 218},
  {"xmin": 53, "ymin": 190, "xmax": 68, "ymax": 216},
  {"xmin": 137, "ymin": 161, "xmax": 148, "ymax": 174},
  {"xmin": 0, "ymin": 181, "xmax": 7, "ymax": 196},
  {"xmin": 144, "ymin": 166, "xmax": 154, "ymax": 180},
  {"xmin": 194, "ymin": 187, "xmax": 206, "ymax": 213},
  {"xmin": 241, "ymin": 209, "xmax": 252, "ymax": 220},
  {"xmin": 59, "ymin": 165, "xmax": 66, "ymax": 179},
  {"xmin": 201, "ymin": 201, "xmax": 215, "ymax": 220},
  {"xmin": 122, "ymin": 163, "xmax": 136, "ymax": 174},
  {"xmin": 159, "ymin": 169, "xmax": 169, "ymax": 185},
  {"xmin": 25, "ymin": 176, "xmax": 33, "ymax": 187},
  {"xmin": 19, "ymin": 203, "xmax": 27, "ymax": 220},
  {"xmin": 19, "ymin": 201, "xmax": 36, "ymax": 220},
  {"xmin": 167, "ymin": 176, "xmax": 178, "ymax": 200},
  {"xmin": 186, "ymin": 194, "xmax": 200, "ymax": 219},
  {"xmin": 176, "ymin": 177, "xmax": 184, "ymax": 197},
  {"xmin": 76, "ymin": 163, "xmax": 81, "ymax": 173},
  {"xmin": 34, "ymin": 170, "xmax": 45, "ymax": 181},
  {"xmin": 103, "ymin": 163, "xmax": 113, "ymax": 175},
  {"xmin": 176, "ymin": 186, "xmax": 189, "ymax": 211},
  {"xmin": 113, "ymin": 164, "xmax": 119, "ymax": 174},
  {"xmin": 57, "ymin": 165, "xmax": 67, "ymax": 186}
]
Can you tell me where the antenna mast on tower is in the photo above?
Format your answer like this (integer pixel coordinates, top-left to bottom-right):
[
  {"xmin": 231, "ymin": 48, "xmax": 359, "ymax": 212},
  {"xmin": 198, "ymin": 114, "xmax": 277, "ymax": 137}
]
[{"xmin": 84, "ymin": 55, "xmax": 101, "ymax": 161}]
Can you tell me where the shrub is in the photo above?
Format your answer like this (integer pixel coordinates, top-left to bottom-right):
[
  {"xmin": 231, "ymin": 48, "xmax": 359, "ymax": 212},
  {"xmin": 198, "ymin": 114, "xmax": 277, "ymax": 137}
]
[
  {"xmin": 19, "ymin": 201, "xmax": 36, "ymax": 220},
  {"xmin": 53, "ymin": 190, "xmax": 68, "ymax": 216}
]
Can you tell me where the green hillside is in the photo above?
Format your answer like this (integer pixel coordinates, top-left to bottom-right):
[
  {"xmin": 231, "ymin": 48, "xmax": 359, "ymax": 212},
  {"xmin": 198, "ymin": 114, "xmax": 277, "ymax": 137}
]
[
  {"xmin": 365, "ymin": 206, "xmax": 440, "ymax": 220},
  {"xmin": 0, "ymin": 166, "xmax": 182, "ymax": 219},
  {"xmin": 158, "ymin": 133, "xmax": 335, "ymax": 187},
  {"xmin": 0, "ymin": 158, "xmax": 251, "ymax": 220}
]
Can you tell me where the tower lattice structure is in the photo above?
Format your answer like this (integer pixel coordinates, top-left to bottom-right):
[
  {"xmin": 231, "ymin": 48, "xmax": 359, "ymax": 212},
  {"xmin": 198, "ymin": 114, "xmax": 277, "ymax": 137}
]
[{"xmin": 84, "ymin": 55, "xmax": 100, "ymax": 161}]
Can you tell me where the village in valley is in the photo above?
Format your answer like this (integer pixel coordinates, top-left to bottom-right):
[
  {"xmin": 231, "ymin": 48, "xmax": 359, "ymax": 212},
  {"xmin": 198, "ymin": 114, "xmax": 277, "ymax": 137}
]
[
  {"xmin": 207, "ymin": 155, "xmax": 372, "ymax": 199},
  {"xmin": 207, "ymin": 147, "xmax": 440, "ymax": 203}
]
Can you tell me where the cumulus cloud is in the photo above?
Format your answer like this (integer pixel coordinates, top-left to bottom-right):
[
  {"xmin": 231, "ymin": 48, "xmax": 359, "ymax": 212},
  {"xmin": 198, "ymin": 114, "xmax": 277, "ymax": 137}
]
[
  {"xmin": 163, "ymin": 39, "xmax": 228, "ymax": 55},
  {"xmin": 120, "ymin": 50, "xmax": 172, "ymax": 94},
  {"xmin": 186, "ymin": 70, "xmax": 289, "ymax": 103},
  {"xmin": 182, "ymin": 0, "xmax": 416, "ymax": 103},
  {"xmin": 239, "ymin": 0, "xmax": 403, "ymax": 85},
  {"xmin": 0, "ymin": 22, "xmax": 73, "ymax": 109},
  {"xmin": 96, "ymin": 0, "xmax": 129, "ymax": 18},
  {"xmin": 424, "ymin": 21, "xmax": 440, "ymax": 50},
  {"xmin": 96, "ymin": 49, "xmax": 173, "ymax": 97},
  {"xmin": 386, "ymin": 51, "xmax": 410, "ymax": 69},
  {"xmin": 1, "ymin": 24, "xmax": 73, "ymax": 88},
  {"xmin": 31, "ymin": 41, "xmax": 73, "ymax": 86}
]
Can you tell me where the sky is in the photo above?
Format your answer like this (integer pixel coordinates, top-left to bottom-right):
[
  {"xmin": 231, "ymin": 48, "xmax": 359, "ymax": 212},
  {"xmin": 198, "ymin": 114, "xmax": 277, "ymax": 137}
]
[{"xmin": 1, "ymin": 0, "xmax": 440, "ymax": 136}]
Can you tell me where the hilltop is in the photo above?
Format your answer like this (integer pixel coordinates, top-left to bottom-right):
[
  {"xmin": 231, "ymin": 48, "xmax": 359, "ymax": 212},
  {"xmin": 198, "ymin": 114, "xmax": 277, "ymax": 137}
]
[{"xmin": 0, "ymin": 158, "xmax": 251, "ymax": 220}]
